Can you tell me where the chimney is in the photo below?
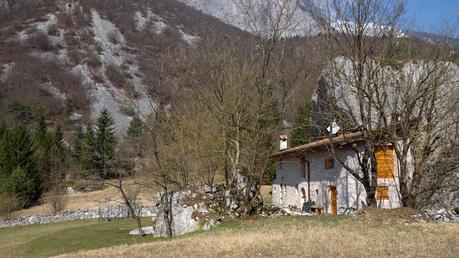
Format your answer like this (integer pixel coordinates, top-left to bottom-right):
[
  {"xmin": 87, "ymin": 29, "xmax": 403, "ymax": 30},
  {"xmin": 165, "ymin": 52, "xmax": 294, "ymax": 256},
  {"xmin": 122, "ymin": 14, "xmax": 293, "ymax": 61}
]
[{"xmin": 279, "ymin": 134, "xmax": 288, "ymax": 151}]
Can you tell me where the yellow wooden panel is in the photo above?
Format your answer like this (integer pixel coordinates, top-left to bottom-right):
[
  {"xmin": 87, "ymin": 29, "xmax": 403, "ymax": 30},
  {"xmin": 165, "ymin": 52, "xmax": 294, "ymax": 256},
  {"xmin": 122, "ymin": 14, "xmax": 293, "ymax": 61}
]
[
  {"xmin": 376, "ymin": 146, "xmax": 394, "ymax": 179},
  {"xmin": 377, "ymin": 186, "xmax": 389, "ymax": 200}
]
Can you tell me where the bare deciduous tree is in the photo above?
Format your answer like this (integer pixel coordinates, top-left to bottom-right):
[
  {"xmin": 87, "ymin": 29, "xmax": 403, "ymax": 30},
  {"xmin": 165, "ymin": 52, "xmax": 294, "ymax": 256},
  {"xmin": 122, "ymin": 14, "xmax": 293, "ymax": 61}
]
[{"xmin": 311, "ymin": 0, "xmax": 459, "ymax": 207}]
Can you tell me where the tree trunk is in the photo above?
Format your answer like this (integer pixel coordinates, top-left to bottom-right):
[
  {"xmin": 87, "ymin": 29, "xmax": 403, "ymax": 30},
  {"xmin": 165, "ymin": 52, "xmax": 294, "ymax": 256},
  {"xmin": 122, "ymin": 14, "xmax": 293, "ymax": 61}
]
[
  {"xmin": 162, "ymin": 188, "xmax": 173, "ymax": 237},
  {"xmin": 119, "ymin": 181, "xmax": 144, "ymax": 237},
  {"xmin": 365, "ymin": 185, "xmax": 378, "ymax": 207},
  {"xmin": 223, "ymin": 130, "xmax": 229, "ymax": 187}
]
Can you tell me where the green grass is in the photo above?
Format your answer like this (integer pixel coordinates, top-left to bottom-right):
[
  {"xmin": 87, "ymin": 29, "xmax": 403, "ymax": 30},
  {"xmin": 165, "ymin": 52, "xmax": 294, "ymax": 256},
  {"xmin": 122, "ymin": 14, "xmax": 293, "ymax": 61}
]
[
  {"xmin": 0, "ymin": 218, "xmax": 156, "ymax": 258},
  {"xmin": 1, "ymin": 214, "xmax": 458, "ymax": 258},
  {"xmin": 0, "ymin": 216, "xmax": 348, "ymax": 258}
]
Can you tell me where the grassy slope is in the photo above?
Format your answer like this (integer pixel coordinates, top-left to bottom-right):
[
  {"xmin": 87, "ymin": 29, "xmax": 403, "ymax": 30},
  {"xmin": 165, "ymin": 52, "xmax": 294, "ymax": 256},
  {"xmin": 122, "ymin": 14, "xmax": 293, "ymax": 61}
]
[
  {"xmin": 59, "ymin": 216, "xmax": 458, "ymax": 258},
  {"xmin": 1, "ymin": 211, "xmax": 458, "ymax": 258},
  {"xmin": 0, "ymin": 218, "xmax": 155, "ymax": 258}
]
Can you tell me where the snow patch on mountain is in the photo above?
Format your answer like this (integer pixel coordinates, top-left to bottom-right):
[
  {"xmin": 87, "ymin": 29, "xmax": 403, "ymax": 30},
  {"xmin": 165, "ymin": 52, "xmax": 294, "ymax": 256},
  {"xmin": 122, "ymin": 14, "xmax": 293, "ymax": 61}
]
[{"xmin": 332, "ymin": 21, "xmax": 407, "ymax": 38}]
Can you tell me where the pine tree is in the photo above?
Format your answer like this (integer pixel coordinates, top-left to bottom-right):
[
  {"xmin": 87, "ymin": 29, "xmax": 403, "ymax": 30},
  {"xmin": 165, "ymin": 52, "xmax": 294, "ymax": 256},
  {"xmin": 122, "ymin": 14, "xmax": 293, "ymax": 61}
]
[
  {"xmin": 127, "ymin": 116, "xmax": 143, "ymax": 139},
  {"xmin": 34, "ymin": 114, "xmax": 48, "ymax": 144},
  {"xmin": 50, "ymin": 124, "xmax": 66, "ymax": 163},
  {"xmin": 94, "ymin": 108, "xmax": 117, "ymax": 178},
  {"xmin": 127, "ymin": 116, "xmax": 143, "ymax": 157},
  {"xmin": 72, "ymin": 126, "xmax": 85, "ymax": 163},
  {"xmin": 48, "ymin": 124, "xmax": 67, "ymax": 192},
  {"xmin": 64, "ymin": 99, "xmax": 74, "ymax": 117},
  {"xmin": 33, "ymin": 114, "xmax": 53, "ymax": 187},
  {"xmin": 0, "ymin": 125, "xmax": 42, "ymax": 207},
  {"xmin": 291, "ymin": 100, "xmax": 312, "ymax": 147},
  {"xmin": 0, "ymin": 120, "xmax": 6, "ymax": 137},
  {"xmin": 81, "ymin": 125, "xmax": 96, "ymax": 176},
  {"xmin": 0, "ymin": 122, "xmax": 10, "ymax": 182}
]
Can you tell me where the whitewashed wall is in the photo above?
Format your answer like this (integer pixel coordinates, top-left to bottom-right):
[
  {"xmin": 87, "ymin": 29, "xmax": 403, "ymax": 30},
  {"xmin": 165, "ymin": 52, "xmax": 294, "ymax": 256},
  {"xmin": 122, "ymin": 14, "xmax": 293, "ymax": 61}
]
[{"xmin": 272, "ymin": 143, "xmax": 402, "ymax": 212}]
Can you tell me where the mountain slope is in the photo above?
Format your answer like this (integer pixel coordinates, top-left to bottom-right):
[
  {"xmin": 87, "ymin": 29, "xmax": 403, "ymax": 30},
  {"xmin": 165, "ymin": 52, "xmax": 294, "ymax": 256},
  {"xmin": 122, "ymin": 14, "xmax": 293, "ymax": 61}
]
[{"xmin": 0, "ymin": 0, "xmax": 253, "ymax": 136}]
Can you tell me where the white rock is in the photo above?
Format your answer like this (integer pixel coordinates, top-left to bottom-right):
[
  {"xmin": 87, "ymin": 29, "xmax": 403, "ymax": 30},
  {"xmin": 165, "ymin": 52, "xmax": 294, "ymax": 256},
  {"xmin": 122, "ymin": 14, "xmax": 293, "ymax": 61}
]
[{"xmin": 129, "ymin": 226, "xmax": 154, "ymax": 235}]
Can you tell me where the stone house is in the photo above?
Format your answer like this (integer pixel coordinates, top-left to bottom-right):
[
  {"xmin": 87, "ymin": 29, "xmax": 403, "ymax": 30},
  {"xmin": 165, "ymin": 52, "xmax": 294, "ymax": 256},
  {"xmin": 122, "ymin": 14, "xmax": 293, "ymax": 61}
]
[{"xmin": 270, "ymin": 132, "xmax": 403, "ymax": 214}]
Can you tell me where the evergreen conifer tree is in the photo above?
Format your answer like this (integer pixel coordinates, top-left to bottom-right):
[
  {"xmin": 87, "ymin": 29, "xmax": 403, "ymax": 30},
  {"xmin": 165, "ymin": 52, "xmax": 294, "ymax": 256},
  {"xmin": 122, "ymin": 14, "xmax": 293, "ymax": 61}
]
[
  {"xmin": 50, "ymin": 124, "xmax": 66, "ymax": 163},
  {"xmin": 33, "ymin": 114, "xmax": 53, "ymax": 187},
  {"xmin": 0, "ymin": 125, "xmax": 42, "ymax": 207},
  {"xmin": 94, "ymin": 108, "xmax": 117, "ymax": 178},
  {"xmin": 72, "ymin": 126, "xmax": 85, "ymax": 163},
  {"xmin": 291, "ymin": 100, "xmax": 312, "ymax": 147},
  {"xmin": 81, "ymin": 125, "xmax": 96, "ymax": 176},
  {"xmin": 127, "ymin": 116, "xmax": 143, "ymax": 139},
  {"xmin": 127, "ymin": 116, "xmax": 143, "ymax": 157}
]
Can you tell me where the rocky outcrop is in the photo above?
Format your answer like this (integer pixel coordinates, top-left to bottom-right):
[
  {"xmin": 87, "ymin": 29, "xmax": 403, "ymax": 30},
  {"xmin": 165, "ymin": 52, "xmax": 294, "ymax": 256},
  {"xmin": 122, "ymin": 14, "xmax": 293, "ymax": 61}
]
[
  {"xmin": 152, "ymin": 176, "xmax": 264, "ymax": 237},
  {"xmin": 225, "ymin": 173, "xmax": 263, "ymax": 217},
  {"xmin": 153, "ymin": 188, "xmax": 221, "ymax": 237},
  {"xmin": 412, "ymin": 208, "xmax": 459, "ymax": 224},
  {"xmin": 183, "ymin": 0, "xmax": 322, "ymax": 37}
]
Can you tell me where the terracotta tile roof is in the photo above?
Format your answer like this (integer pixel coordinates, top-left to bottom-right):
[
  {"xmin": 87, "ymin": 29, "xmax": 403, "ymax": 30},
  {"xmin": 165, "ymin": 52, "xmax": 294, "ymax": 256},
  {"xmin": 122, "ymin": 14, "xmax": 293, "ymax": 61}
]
[{"xmin": 270, "ymin": 131, "xmax": 364, "ymax": 158}]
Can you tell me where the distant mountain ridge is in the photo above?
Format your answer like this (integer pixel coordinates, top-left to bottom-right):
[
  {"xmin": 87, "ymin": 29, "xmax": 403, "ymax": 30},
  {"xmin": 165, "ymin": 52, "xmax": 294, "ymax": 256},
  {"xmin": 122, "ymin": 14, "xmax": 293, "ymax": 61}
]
[{"xmin": 181, "ymin": 0, "xmax": 324, "ymax": 37}]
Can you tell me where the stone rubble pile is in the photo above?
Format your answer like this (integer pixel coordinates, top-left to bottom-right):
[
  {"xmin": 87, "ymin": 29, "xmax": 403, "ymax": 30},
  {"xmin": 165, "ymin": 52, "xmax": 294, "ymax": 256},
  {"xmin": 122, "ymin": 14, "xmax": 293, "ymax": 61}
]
[
  {"xmin": 411, "ymin": 208, "xmax": 459, "ymax": 223},
  {"xmin": 337, "ymin": 207, "xmax": 357, "ymax": 216},
  {"xmin": 0, "ymin": 205, "xmax": 156, "ymax": 228}
]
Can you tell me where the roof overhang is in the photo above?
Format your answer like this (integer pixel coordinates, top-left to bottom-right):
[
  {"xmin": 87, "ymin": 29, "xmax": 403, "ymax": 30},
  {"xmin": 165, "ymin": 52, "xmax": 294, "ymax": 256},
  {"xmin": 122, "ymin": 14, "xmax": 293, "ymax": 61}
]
[{"xmin": 270, "ymin": 131, "xmax": 364, "ymax": 159}]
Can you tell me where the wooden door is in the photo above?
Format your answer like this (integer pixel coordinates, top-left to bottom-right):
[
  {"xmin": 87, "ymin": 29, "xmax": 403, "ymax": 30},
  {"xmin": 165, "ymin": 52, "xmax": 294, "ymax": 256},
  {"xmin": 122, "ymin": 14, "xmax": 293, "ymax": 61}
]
[{"xmin": 330, "ymin": 186, "xmax": 337, "ymax": 214}]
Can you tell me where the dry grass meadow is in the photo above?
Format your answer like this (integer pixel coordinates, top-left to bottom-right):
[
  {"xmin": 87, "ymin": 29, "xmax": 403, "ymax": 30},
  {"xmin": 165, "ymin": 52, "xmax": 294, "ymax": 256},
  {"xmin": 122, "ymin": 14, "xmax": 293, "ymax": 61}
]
[
  {"xmin": 56, "ymin": 210, "xmax": 459, "ymax": 258},
  {"xmin": 10, "ymin": 181, "xmax": 158, "ymax": 219}
]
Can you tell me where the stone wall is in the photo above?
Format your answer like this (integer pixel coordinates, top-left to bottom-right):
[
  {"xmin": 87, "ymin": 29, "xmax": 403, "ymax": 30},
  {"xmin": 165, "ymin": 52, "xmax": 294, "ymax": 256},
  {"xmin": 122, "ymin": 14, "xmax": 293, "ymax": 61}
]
[{"xmin": 0, "ymin": 205, "xmax": 156, "ymax": 228}]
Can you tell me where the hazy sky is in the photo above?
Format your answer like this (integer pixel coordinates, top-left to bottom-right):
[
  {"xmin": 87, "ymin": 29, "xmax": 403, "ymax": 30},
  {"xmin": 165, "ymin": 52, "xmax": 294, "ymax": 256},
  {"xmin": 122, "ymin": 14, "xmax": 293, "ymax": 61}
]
[{"xmin": 405, "ymin": 0, "xmax": 459, "ymax": 32}]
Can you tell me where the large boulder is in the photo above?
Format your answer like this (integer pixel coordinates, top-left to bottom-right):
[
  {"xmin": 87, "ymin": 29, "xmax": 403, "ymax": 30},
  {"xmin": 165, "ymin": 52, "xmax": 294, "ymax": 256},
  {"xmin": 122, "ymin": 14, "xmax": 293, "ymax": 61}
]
[
  {"xmin": 153, "ymin": 176, "xmax": 264, "ymax": 237},
  {"xmin": 153, "ymin": 189, "xmax": 220, "ymax": 237}
]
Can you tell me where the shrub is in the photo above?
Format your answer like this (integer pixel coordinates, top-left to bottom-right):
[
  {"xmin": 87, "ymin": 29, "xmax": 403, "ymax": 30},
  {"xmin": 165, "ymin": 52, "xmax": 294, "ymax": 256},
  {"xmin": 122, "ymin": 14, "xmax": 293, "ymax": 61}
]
[
  {"xmin": 0, "ymin": 193, "xmax": 23, "ymax": 220},
  {"xmin": 96, "ymin": 45, "xmax": 104, "ymax": 55},
  {"xmin": 47, "ymin": 23, "xmax": 59, "ymax": 36},
  {"xmin": 28, "ymin": 31, "xmax": 57, "ymax": 51},
  {"xmin": 119, "ymin": 103, "xmax": 137, "ymax": 117},
  {"xmin": 105, "ymin": 63, "xmax": 127, "ymax": 88},
  {"xmin": 87, "ymin": 50, "xmax": 102, "ymax": 68},
  {"xmin": 46, "ymin": 186, "xmax": 66, "ymax": 215}
]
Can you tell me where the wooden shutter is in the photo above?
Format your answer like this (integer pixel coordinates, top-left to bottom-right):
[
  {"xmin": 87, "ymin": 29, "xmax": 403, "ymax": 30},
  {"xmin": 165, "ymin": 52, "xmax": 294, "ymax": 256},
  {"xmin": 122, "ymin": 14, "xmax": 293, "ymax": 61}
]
[
  {"xmin": 377, "ymin": 186, "xmax": 389, "ymax": 200},
  {"xmin": 375, "ymin": 146, "xmax": 394, "ymax": 178}
]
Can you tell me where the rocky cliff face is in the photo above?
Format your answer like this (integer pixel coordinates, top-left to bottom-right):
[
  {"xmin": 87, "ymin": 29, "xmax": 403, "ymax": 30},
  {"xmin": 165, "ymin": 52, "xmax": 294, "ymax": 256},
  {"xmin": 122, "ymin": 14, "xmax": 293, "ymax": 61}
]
[{"xmin": 182, "ymin": 0, "xmax": 323, "ymax": 37}]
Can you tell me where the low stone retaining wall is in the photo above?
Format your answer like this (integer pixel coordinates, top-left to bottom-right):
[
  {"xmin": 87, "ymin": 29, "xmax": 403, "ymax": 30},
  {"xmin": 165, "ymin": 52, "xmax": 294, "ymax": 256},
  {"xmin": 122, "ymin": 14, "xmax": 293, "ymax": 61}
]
[{"xmin": 0, "ymin": 205, "xmax": 156, "ymax": 228}]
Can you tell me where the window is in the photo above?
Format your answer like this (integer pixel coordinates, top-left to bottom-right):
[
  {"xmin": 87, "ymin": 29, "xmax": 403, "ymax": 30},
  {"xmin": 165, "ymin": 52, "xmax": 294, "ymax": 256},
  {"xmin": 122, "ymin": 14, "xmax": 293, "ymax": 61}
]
[
  {"xmin": 376, "ymin": 146, "xmax": 395, "ymax": 178},
  {"xmin": 377, "ymin": 186, "xmax": 389, "ymax": 200},
  {"xmin": 325, "ymin": 158, "xmax": 334, "ymax": 169}
]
